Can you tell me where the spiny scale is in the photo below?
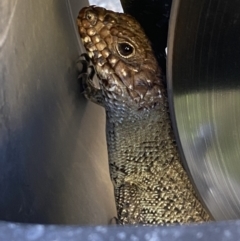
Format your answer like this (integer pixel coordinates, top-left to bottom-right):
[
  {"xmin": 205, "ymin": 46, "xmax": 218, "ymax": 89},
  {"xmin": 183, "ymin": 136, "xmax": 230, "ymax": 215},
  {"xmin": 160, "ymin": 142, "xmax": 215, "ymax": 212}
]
[{"xmin": 77, "ymin": 5, "xmax": 211, "ymax": 225}]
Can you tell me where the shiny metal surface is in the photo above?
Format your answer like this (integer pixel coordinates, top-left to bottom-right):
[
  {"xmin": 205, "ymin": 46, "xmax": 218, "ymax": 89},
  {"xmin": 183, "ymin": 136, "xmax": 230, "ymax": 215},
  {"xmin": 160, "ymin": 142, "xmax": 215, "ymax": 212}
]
[
  {"xmin": 167, "ymin": 0, "xmax": 240, "ymax": 220},
  {"xmin": 0, "ymin": 0, "xmax": 116, "ymax": 224}
]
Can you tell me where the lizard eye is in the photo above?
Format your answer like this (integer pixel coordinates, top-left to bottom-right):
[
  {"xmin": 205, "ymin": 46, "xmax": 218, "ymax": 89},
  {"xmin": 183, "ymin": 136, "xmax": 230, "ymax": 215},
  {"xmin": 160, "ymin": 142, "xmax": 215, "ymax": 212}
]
[
  {"xmin": 85, "ymin": 10, "xmax": 97, "ymax": 25},
  {"xmin": 117, "ymin": 42, "xmax": 135, "ymax": 58}
]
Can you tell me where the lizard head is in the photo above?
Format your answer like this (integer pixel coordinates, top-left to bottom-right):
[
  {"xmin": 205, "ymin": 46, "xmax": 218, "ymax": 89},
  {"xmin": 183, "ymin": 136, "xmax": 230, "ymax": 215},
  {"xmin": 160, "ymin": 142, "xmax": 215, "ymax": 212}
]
[{"xmin": 77, "ymin": 6, "xmax": 165, "ymax": 113}]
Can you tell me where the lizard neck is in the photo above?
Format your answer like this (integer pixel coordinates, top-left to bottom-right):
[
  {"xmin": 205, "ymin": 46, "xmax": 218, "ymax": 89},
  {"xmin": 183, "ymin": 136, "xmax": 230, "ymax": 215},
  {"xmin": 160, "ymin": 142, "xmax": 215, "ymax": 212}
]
[
  {"xmin": 105, "ymin": 104, "xmax": 177, "ymax": 187},
  {"xmin": 104, "ymin": 95, "xmax": 210, "ymax": 225}
]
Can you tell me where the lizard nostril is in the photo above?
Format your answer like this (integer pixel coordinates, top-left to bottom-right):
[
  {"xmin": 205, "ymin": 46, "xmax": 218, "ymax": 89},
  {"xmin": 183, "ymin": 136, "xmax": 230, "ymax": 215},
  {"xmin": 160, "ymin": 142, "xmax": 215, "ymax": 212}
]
[{"xmin": 85, "ymin": 10, "xmax": 97, "ymax": 25}]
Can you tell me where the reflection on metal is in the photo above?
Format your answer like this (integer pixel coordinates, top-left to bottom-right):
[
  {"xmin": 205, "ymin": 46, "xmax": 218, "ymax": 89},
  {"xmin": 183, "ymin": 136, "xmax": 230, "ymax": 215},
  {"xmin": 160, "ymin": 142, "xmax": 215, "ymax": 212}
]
[
  {"xmin": 168, "ymin": 0, "xmax": 240, "ymax": 220},
  {"xmin": 0, "ymin": 0, "xmax": 116, "ymax": 224}
]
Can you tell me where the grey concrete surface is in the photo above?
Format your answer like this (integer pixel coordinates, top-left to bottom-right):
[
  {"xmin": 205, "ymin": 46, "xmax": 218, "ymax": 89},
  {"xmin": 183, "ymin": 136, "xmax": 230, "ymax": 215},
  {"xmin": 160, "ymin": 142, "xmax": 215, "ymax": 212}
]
[{"xmin": 1, "ymin": 220, "xmax": 240, "ymax": 241}]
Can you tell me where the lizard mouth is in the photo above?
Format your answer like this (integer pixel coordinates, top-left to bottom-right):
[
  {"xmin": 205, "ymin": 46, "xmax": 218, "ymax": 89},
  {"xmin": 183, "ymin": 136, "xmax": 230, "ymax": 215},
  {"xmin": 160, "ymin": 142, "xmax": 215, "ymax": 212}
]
[{"xmin": 77, "ymin": 6, "xmax": 118, "ymax": 80}]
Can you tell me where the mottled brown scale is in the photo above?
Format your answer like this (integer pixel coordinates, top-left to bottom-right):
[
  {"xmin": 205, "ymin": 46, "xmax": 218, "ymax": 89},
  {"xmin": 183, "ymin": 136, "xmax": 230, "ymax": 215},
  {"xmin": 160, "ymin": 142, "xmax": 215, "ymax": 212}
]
[{"xmin": 77, "ymin": 6, "xmax": 211, "ymax": 225}]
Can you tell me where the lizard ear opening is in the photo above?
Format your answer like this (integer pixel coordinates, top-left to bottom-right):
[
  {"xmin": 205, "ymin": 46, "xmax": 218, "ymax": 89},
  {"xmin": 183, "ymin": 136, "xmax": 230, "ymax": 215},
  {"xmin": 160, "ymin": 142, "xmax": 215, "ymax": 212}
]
[{"xmin": 116, "ymin": 42, "xmax": 135, "ymax": 58}]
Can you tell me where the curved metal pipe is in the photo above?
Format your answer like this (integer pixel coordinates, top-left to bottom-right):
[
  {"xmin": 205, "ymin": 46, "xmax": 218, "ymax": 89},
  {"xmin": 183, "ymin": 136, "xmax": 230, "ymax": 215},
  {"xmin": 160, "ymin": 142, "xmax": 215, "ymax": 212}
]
[{"xmin": 167, "ymin": 0, "xmax": 240, "ymax": 220}]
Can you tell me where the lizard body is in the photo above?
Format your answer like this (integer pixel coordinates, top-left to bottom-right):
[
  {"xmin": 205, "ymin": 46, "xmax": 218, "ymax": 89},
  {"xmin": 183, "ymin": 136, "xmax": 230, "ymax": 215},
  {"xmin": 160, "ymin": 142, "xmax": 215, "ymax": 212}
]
[{"xmin": 77, "ymin": 6, "xmax": 211, "ymax": 225}]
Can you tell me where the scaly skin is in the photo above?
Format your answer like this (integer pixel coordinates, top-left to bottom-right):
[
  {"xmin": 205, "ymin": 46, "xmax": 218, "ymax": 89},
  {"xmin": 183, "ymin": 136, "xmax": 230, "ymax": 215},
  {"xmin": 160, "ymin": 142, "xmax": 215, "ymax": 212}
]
[{"xmin": 77, "ymin": 6, "xmax": 211, "ymax": 225}]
